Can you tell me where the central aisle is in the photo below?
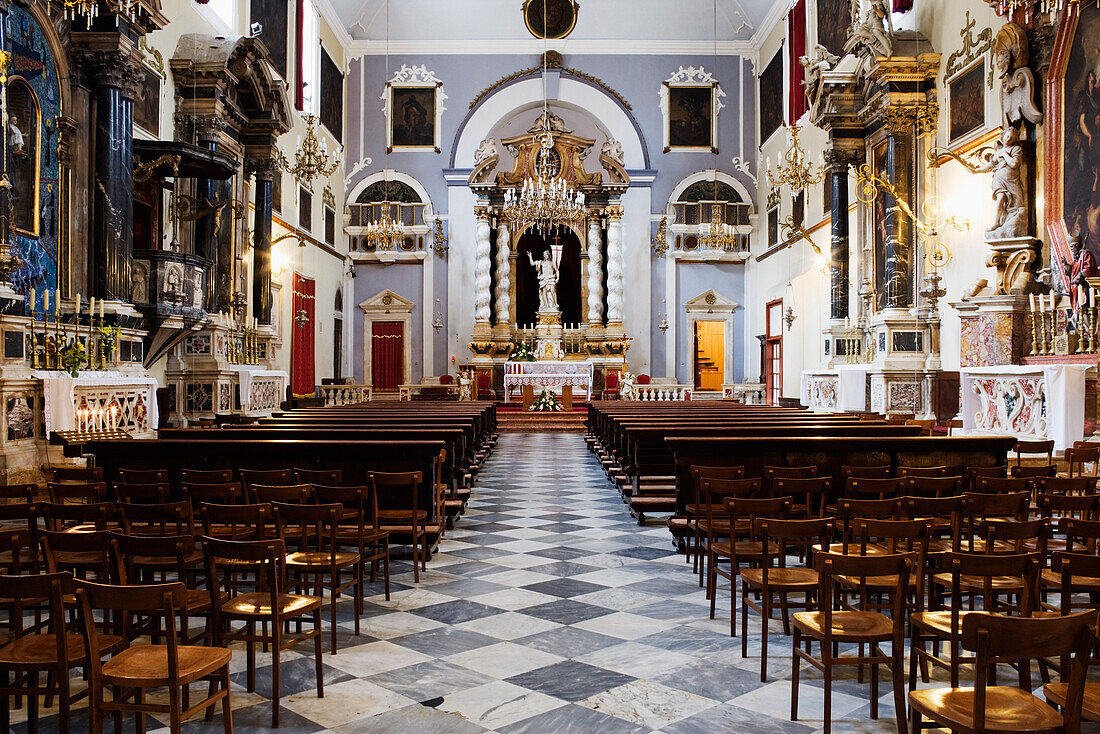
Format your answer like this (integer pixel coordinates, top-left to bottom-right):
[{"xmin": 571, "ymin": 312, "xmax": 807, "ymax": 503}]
[{"xmin": 229, "ymin": 433, "xmax": 896, "ymax": 733}]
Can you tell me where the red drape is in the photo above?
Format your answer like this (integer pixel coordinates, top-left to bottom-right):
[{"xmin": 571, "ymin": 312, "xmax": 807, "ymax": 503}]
[
  {"xmin": 371, "ymin": 321, "xmax": 404, "ymax": 391},
  {"xmin": 788, "ymin": 0, "xmax": 808, "ymax": 123},
  {"xmin": 291, "ymin": 274, "xmax": 316, "ymax": 397},
  {"xmin": 294, "ymin": 0, "xmax": 305, "ymax": 111},
  {"xmin": 893, "ymin": 0, "xmax": 913, "ymax": 12}
]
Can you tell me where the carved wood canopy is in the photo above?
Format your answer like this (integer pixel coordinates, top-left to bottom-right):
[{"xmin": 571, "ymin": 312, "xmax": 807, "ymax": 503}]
[{"xmin": 497, "ymin": 131, "xmax": 602, "ymax": 188}]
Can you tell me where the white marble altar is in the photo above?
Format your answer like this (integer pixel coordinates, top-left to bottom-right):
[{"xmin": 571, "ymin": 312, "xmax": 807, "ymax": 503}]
[
  {"xmin": 799, "ymin": 367, "xmax": 869, "ymax": 413},
  {"xmin": 503, "ymin": 361, "xmax": 594, "ymax": 402},
  {"xmin": 36, "ymin": 370, "xmax": 159, "ymax": 437}
]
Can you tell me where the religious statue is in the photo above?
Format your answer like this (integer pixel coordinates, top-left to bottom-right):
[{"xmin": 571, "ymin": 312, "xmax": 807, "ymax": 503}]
[
  {"xmin": 973, "ymin": 125, "xmax": 1028, "ymax": 240},
  {"xmin": 7, "ymin": 115, "xmax": 23, "ymax": 156},
  {"xmin": 457, "ymin": 370, "xmax": 473, "ymax": 401},
  {"xmin": 846, "ymin": 0, "xmax": 894, "ymax": 79},
  {"xmin": 1063, "ymin": 229, "xmax": 1099, "ymax": 312},
  {"xmin": 474, "ymin": 137, "xmax": 499, "ymax": 165},
  {"xmin": 527, "ymin": 249, "xmax": 560, "ymax": 313},
  {"xmin": 994, "ymin": 23, "xmax": 1043, "ymax": 128},
  {"xmin": 800, "ymin": 44, "xmax": 840, "ymax": 115},
  {"xmin": 619, "ymin": 371, "xmax": 637, "ymax": 400},
  {"xmin": 601, "ymin": 138, "xmax": 624, "ymax": 166}
]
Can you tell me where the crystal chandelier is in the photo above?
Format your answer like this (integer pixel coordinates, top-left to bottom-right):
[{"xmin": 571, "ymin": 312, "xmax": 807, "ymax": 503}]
[
  {"xmin": 987, "ymin": 0, "xmax": 1076, "ymax": 21},
  {"xmin": 63, "ymin": 0, "xmax": 135, "ymax": 22},
  {"xmin": 766, "ymin": 124, "xmax": 824, "ymax": 191},
  {"xmin": 366, "ymin": 200, "xmax": 405, "ymax": 250},
  {"xmin": 279, "ymin": 113, "xmax": 338, "ymax": 191},
  {"xmin": 701, "ymin": 203, "xmax": 737, "ymax": 250},
  {"xmin": 502, "ymin": 136, "xmax": 585, "ymax": 233}
]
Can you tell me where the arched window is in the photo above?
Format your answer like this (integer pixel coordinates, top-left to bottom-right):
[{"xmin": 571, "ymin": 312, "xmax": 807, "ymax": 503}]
[
  {"xmin": 348, "ymin": 177, "xmax": 428, "ymax": 252},
  {"xmin": 356, "ymin": 180, "xmax": 420, "ymax": 204},
  {"xmin": 334, "ymin": 288, "xmax": 343, "ymax": 312}
]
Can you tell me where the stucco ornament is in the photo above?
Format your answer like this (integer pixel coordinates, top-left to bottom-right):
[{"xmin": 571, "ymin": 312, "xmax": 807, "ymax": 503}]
[{"xmin": 994, "ymin": 23, "xmax": 1042, "ymax": 128}]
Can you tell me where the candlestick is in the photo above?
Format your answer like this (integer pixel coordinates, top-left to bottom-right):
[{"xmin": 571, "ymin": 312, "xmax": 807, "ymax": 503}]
[
  {"xmin": 1030, "ymin": 293, "xmax": 1036, "ymax": 312},
  {"xmin": 1029, "ymin": 309, "xmax": 1040, "ymax": 356}
]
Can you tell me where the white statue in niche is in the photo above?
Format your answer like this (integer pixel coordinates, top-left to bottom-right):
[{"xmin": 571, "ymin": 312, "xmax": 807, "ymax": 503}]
[
  {"xmin": 975, "ymin": 125, "xmax": 1028, "ymax": 240},
  {"xmin": 7, "ymin": 115, "xmax": 24, "ymax": 156},
  {"xmin": 527, "ymin": 249, "xmax": 559, "ymax": 313},
  {"xmin": 994, "ymin": 23, "xmax": 1043, "ymax": 128}
]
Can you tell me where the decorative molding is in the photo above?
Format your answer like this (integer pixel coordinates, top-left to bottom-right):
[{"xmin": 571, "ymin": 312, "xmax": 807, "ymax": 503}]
[
  {"xmin": 468, "ymin": 65, "xmax": 632, "ymax": 111},
  {"xmin": 945, "ymin": 10, "xmax": 994, "ymax": 86},
  {"xmin": 381, "ymin": 64, "xmax": 448, "ymax": 154},
  {"xmin": 343, "ymin": 158, "xmax": 372, "ymax": 187},
  {"xmin": 730, "ymin": 155, "xmax": 757, "ymax": 185},
  {"xmin": 138, "ymin": 35, "xmax": 165, "ymax": 76},
  {"xmin": 347, "ymin": 39, "xmax": 756, "ymax": 59},
  {"xmin": 659, "ymin": 66, "xmax": 726, "ymax": 153}
]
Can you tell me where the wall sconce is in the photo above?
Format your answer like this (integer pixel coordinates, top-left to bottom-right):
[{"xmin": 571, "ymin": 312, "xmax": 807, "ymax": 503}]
[
  {"xmin": 432, "ymin": 298, "xmax": 443, "ymax": 331},
  {"xmin": 657, "ymin": 298, "xmax": 669, "ymax": 332}
]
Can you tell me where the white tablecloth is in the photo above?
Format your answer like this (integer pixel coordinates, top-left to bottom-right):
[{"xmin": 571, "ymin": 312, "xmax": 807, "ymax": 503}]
[
  {"xmin": 799, "ymin": 367, "xmax": 868, "ymax": 412},
  {"xmin": 959, "ymin": 364, "xmax": 1089, "ymax": 451},
  {"xmin": 503, "ymin": 361, "xmax": 594, "ymax": 403},
  {"xmin": 35, "ymin": 371, "xmax": 159, "ymax": 435},
  {"xmin": 226, "ymin": 366, "xmax": 288, "ymax": 411}
]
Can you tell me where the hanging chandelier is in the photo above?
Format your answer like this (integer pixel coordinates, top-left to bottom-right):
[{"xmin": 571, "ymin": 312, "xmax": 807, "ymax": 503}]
[
  {"xmin": 279, "ymin": 113, "xmax": 338, "ymax": 191},
  {"xmin": 701, "ymin": 203, "xmax": 737, "ymax": 250},
  {"xmin": 766, "ymin": 124, "xmax": 824, "ymax": 191},
  {"xmin": 987, "ymin": 0, "xmax": 1077, "ymax": 21},
  {"xmin": 366, "ymin": 199, "xmax": 405, "ymax": 250},
  {"xmin": 62, "ymin": 0, "xmax": 135, "ymax": 23},
  {"xmin": 501, "ymin": 3, "xmax": 585, "ymax": 234}
]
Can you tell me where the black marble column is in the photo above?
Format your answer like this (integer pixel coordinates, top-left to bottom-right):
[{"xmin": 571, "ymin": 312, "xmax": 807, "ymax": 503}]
[
  {"xmin": 249, "ymin": 159, "xmax": 276, "ymax": 324},
  {"xmin": 89, "ymin": 55, "xmax": 141, "ymax": 301},
  {"xmin": 825, "ymin": 149, "xmax": 858, "ymax": 321},
  {"xmin": 884, "ymin": 130, "xmax": 912, "ymax": 309}
]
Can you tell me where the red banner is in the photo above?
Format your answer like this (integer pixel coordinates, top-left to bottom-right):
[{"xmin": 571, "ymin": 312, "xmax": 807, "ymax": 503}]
[
  {"xmin": 291, "ymin": 273, "xmax": 316, "ymax": 397},
  {"xmin": 371, "ymin": 321, "xmax": 404, "ymax": 391},
  {"xmin": 788, "ymin": 0, "xmax": 808, "ymax": 123}
]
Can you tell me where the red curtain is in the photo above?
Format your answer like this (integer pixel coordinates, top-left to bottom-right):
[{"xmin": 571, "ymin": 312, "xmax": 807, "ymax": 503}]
[
  {"xmin": 893, "ymin": 0, "xmax": 913, "ymax": 12},
  {"xmin": 291, "ymin": 274, "xmax": 316, "ymax": 397},
  {"xmin": 788, "ymin": 0, "xmax": 808, "ymax": 123},
  {"xmin": 372, "ymin": 321, "xmax": 404, "ymax": 391},
  {"xmin": 294, "ymin": 0, "xmax": 305, "ymax": 111}
]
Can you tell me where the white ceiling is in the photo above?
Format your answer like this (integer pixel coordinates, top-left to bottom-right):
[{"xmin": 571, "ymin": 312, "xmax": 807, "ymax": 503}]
[{"xmin": 324, "ymin": 0, "xmax": 783, "ymax": 48}]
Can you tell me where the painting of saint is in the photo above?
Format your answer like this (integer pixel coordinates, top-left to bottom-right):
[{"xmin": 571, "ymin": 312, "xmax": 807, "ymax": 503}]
[
  {"xmin": 7, "ymin": 79, "xmax": 37, "ymax": 236},
  {"xmin": 523, "ymin": 0, "xmax": 578, "ymax": 39},
  {"xmin": 1064, "ymin": 1, "xmax": 1100, "ymax": 265},
  {"xmin": 390, "ymin": 87, "xmax": 435, "ymax": 149},
  {"xmin": 949, "ymin": 62, "xmax": 985, "ymax": 143},
  {"xmin": 668, "ymin": 86, "xmax": 713, "ymax": 149},
  {"xmin": 760, "ymin": 51, "xmax": 784, "ymax": 144},
  {"xmin": 816, "ymin": 0, "xmax": 852, "ymax": 57},
  {"xmin": 134, "ymin": 67, "xmax": 161, "ymax": 136}
]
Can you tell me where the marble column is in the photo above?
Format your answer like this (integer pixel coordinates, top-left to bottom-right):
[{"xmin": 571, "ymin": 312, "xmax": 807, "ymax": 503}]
[
  {"xmin": 86, "ymin": 52, "xmax": 142, "ymax": 302},
  {"xmin": 473, "ymin": 206, "xmax": 492, "ymax": 326},
  {"xmin": 494, "ymin": 222, "xmax": 511, "ymax": 326},
  {"xmin": 248, "ymin": 157, "xmax": 278, "ymax": 324},
  {"xmin": 824, "ymin": 148, "xmax": 860, "ymax": 321},
  {"xmin": 884, "ymin": 124, "xmax": 913, "ymax": 309},
  {"xmin": 587, "ymin": 218, "xmax": 605, "ymax": 326},
  {"xmin": 606, "ymin": 205, "xmax": 625, "ymax": 327}
]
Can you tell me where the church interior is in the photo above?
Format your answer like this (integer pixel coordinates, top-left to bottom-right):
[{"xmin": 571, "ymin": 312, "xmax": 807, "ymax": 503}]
[{"xmin": 4, "ymin": 0, "xmax": 1100, "ymax": 731}]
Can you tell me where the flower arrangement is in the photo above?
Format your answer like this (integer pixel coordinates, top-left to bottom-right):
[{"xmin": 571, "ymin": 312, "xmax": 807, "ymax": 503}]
[
  {"xmin": 529, "ymin": 389, "xmax": 563, "ymax": 412},
  {"xmin": 97, "ymin": 324, "xmax": 121, "ymax": 364},
  {"xmin": 59, "ymin": 339, "xmax": 87, "ymax": 377},
  {"xmin": 511, "ymin": 342, "xmax": 536, "ymax": 362}
]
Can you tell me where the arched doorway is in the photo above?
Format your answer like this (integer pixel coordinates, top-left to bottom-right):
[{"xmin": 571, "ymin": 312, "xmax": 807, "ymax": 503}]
[{"xmin": 516, "ymin": 227, "xmax": 583, "ymax": 327}]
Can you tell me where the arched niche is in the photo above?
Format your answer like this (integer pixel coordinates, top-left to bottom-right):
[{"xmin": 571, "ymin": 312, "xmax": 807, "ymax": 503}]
[
  {"xmin": 347, "ymin": 170, "xmax": 434, "ymax": 217},
  {"xmin": 7, "ymin": 78, "xmax": 41, "ymax": 236},
  {"xmin": 666, "ymin": 169, "xmax": 755, "ymax": 215}
]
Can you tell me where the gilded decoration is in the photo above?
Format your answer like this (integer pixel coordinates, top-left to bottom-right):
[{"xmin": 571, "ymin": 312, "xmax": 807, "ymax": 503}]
[
  {"xmin": 497, "ymin": 115, "xmax": 601, "ymax": 188},
  {"xmin": 945, "ymin": 11, "xmax": 994, "ymax": 86}
]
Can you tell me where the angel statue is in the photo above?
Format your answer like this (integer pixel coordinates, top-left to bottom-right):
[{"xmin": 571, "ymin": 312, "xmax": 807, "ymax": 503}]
[
  {"xmin": 618, "ymin": 371, "xmax": 637, "ymax": 401},
  {"xmin": 800, "ymin": 45, "xmax": 840, "ymax": 113},
  {"xmin": 973, "ymin": 125, "xmax": 1027, "ymax": 240},
  {"xmin": 527, "ymin": 249, "xmax": 560, "ymax": 313},
  {"xmin": 994, "ymin": 23, "xmax": 1043, "ymax": 128},
  {"xmin": 846, "ymin": 0, "xmax": 894, "ymax": 81}
]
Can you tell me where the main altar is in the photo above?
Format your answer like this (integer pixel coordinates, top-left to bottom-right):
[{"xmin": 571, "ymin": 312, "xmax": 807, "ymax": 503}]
[{"xmin": 503, "ymin": 361, "xmax": 594, "ymax": 403}]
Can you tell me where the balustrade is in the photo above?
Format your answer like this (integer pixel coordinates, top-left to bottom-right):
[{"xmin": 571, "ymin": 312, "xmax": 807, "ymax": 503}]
[{"xmin": 319, "ymin": 384, "xmax": 373, "ymax": 406}]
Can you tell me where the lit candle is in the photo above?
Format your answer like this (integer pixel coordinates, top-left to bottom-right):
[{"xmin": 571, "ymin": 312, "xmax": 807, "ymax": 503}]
[
  {"xmin": 54, "ymin": 290, "xmax": 59, "ymax": 316},
  {"xmin": 89, "ymin": 297, "xmax": 95, "ymax": 319}
]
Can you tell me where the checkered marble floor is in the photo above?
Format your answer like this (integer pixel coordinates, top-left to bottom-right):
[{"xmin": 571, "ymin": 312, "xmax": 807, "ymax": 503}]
[{"xmin": 23, "ymin": 433, "xmax": 1063, "ymax": 733}]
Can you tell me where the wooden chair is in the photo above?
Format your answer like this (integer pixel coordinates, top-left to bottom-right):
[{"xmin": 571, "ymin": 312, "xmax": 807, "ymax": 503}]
[
  {"xmin": 0, "ymin": 572, "xmax": 123, "ymax": 734},
  {"xmin": 973, "ymin": 475, "xmax": 1033, "ymax": 494},
  {"xmin": 762, "ymin": 465, "xmax": 817, "ymax": 493},
  {"xmin": 964, "ymin": 465, "xmax": 1008, "ymax": 490},
  {"xmin": 708, "ymin": 496, "xmax": 789, "ymax": 636},
  {"xmin": 40, "ymin": 529, "xmax": 117, "ymax": 583},
  {"xmin": 182, "ymin": 481, "xmax": 244, "ymax": 507},
  {"xmin": 962, "ymin": 492, "xmax": 1031, "ymax": 552},
  {"xmin": 203, "ymin": 536, "xmax": 324, "ymax": 728},
  {"xmin": 845, "ymin": 476, "xmax": 906, "ymax": 501},
  {"xmin": 1064, "ymin": 444, "xmax": 1100, "ymax": 479},
  {"xmin": 313, "ymin": 484, "xmax": 392, "ymax": 601},
  {"xmin": 274, "ymin": 502, "xmax": 364, "ymax": 653},
  {"xmin": 831, "ymin": 498, "xmax": 901, "ymax": 553},
  {"xmin": 1014, "ymin": 438, "xmax": 1055, "ymax": 467},
  {"xmin": 911, "ymin": 610, "xmax": 1096, "ymax": 734},
  {"xmin": 898, "ymin": 465, "xmax": 949, "ymax": 478},
  {"xmin": 601, "ymin": 371, "xmax": 620, "ymax": 400},
  {"xmin": 118, "ymin": 500, "xmax": 196, "ymax": 537},
  {"xmin": 295, "ymin": 468, "xmax": 342, "ymax": 486},
  {"xmin": 899, "ymin": 494, "xmax": 966, "ymax": 556},
  {"xmin": 116, "ymin": 468, "xmax": 169, "ymax": 485},
  {"xmin": 46, "ymin": 481, "xmax": 107, "ymax": 505},
  {"xmin": 686, "ymin": 465, "xmax": 745, "ymax": 574},
  {"xmin": 911, "ymin": 552, "xmax": 1042, "ymax": 689},
  {"xmin": 50, "ymin": 466, "xmax": 103, "ymax": 484},
  {"xmin": 0, "ymin": 483, "xmax": 36, "ymax": 504},
  {"xmin": 74, "ymin": 579, "xmax": 233, "ymax": 734},
  {"xmin": 792, "ymin": 551, "xmax": 915, "ymax": 734},
  {"xmin": 114, "ymin": 481, "xmax": 172, "ymax": 504},
  {"xmin": 1035, "ymin": 476, "xmax": 1097, "ymax": 496},
  {"xmin": 237, "ymin": 468, "xmax": 294, "ymax": 492},
  {"xmin": 251, "ymin": 483, "xmax": 313, "ymax": 504},
  {"xmin": 1013, "ymin": 464, "xmax": 1059, "ymax": 479},
  {"xmin": 975, "ymin": 518, "xmax": 1049, "ymax": 555},
  {"xmin": 200, "ymin": 502, "xmax": 273, "ymax": 542},
  {"xmin": 38, "ymin": 501, "xmax": 114, "ymax": 533},
  {"xmin": 774, "ymin": 477, "xmax": 830, "ymax": 519},
  {"xmin": 841, "ymin": 465, "xmax": 892, "ymax": 480},
  {"xmin": 179, "ymin": 468, "xmax": 233, "ymax": 484},
  {"xmin": 1044, "ymin": 551, "xmax": 1100, "ymax": 620},
  {"xmin": 905, "ymin": 476, "xmax": 964, "ymax": 498},
  {"xmin": 740, "ymin": 517, "xmax": 834, "ymax": 682},
  {"xmin": 699, "ymin": 478, "xmax": 762, "ymax": 599},
  {"xmin": 369, "ymin": 471, "xmax": 428, "ymax": 583}
]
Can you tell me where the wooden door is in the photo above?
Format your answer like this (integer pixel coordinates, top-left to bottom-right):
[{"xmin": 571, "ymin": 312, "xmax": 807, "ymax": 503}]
[
  {"xmin": 371, "ymin": 321, "xmax": 404, "ymax": 391},
  {"xmin": 291, "ymin": 274, "xmax": 316, "ymax": 398},
  {"xmin": 765, "ymin": 299, "xmax": 783, "ymax": 405},
  {"xmin": 693, "ymin": 320, "xmax": 725, "ymax": 391}
]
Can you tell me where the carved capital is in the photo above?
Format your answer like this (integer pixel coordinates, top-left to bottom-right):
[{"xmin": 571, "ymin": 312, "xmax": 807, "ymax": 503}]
[
  {"xmin": 883, "ymin": 106, "xmax": 919, "ymax": 135},
  {"xmin": 823, "ymin": 148, "xmax": 864, "ymax": 173},
  {"xmin": 175, "ymin": 113, "xmax": 227, "ymax": 144},
  {"xmin": 245, "ymin": 156, "xmax": 281, "ymax": 181},
  {"xmin": 56, "ymin": 116, "xmax": 79, "ymax": 166},
  {"xmin": 75, "ymin": 50, "xmax": 144, "ymax": 98},
  {"xmin": 916, "ymin": 103, "xmax": 939, "ymax": 136},
  {"xmin": 474, "ymin": 205, "xmax": 493, "ymax": 221},
  {"xmin": 604, "ymin": 204, "xmax": 624, "ymax": 221}
]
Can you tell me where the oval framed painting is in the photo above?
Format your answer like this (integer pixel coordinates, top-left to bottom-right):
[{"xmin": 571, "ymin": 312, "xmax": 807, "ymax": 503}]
[{"xmin": 523, "ymin": 0, "xmax": 579, "ymax": 40}]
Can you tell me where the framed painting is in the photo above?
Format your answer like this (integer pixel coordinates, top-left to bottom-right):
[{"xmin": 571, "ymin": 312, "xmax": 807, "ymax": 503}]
[
  {"xmin": 319, "ymin": 47, "xmax": 343, "ymax": 143},
  {"xmin": 661, "ymin": 66, "xmax": 724, "ymax": 153},
  {"xmin": 816, "ymin": 0, "xmax": 852, "ymax": 57},
  {"xmin": 250, "ymin": 0, "xmax": 289, "ymax": 78},
  {"xmin": 522, "ymin": 0, "xmax": 578, "ymax": 39},
  {"xmin": 384, "ymin": 65, "xmax": 447, "ymax": 154},
  {"xmin": 1048, "ymin": 0, "xmax": 1100, "ymax": 283},
  {"xmin": 134, "ymin": 64, "xmax": 162, "ymax": 136},
  {"xmin": 768, "ymin": 206, "xmax": 779, "ymax": 247},
  {"xmin": 947, "ymin": 59, "xmax": 986, "ymax": 144},
  {"xmin": 7, "ymin": 78, "xmax": 39, "ymax": 237},
  {"xmin": 792, "ymin": 190, "xmax": 805, "ymax": 230},
  {"xmin": 760, "ymin": 50, "xmax": 784, "ymax": 145}
]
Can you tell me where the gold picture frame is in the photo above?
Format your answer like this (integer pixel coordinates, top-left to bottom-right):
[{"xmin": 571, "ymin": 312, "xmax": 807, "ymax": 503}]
[{"xmin": 522, "ymin": 0, "xmax": 579, "ymax": 40}]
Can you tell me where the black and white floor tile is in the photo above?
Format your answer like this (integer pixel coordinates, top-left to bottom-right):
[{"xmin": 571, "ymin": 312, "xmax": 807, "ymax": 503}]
[{"xmin": 18, "ymin": 433, "xmax": 1066, "ymax": 733}]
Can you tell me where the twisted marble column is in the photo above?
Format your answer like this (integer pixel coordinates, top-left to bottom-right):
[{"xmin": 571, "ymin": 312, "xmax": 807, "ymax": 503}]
[
  {"xmin": 606, "ymin": 206, "xmax": 625, "ymax": 324},
  {"xmin": 474, "ymin": 208, "xmax": 492, "ymax": 324},
  {"xmin": 494, "ymin": 223, "xmax": 511, "ymax": 324},
  {"xmin": 586, "ymin": 219, "xmax": 604, "ymax": 325}
]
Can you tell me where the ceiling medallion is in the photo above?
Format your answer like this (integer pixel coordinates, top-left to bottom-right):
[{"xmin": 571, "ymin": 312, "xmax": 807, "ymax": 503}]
[{"xmin": 523, "ymin": 0, "xmax": 579, "ymax": 40}]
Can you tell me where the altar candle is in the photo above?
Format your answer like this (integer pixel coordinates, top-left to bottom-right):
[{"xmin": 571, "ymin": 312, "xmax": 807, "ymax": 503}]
[
  {"xmin": 27, "ymin": 289, "xmax": 34, "ymax": 312},
  {"xmin": 53, "ymin": 290, "xmax": 59, "ymax": 316},
  {"xmin": 1050, "ymin": 293, "xmax": 1056, "ymax": 312},
  {"xmin": 99, "ymin": 299, "xmax": 104, "ymax": 319},
  {"xmin": 75, "ymin": 294, "xmax": 80, "ymax": 315},
  {"xmin": 1029, "ymin": 293, "xmax": 1036, "ymax": 312},
  {"xmin": 42, "ymin": 289, "xmax": 48, "ymax": 313},
  {"xmin": 89, "ymin": 298, "xmax": 95, "ymax": 319}
]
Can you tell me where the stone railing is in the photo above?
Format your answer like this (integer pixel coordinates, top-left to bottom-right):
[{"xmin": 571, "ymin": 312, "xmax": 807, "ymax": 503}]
[
  {"xmin": 632, "ymin": 384, "xmax": 693, "ymax": 401},
  {"xmin": 319, "ymin": 384, "xmax": 372, "ymax": 406},
  {"xmin": 724, "ymin": 382, "xmax": 766, "ymax": 404}
]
